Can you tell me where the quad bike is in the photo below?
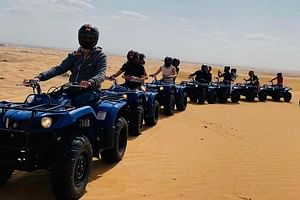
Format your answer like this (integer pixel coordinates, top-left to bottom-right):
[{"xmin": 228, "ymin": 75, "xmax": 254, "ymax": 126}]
[
  {"xmin": 0, "ymin": 80, "xmax": 129, "ymax": 200},
  {"xmin": 259, "ymin": 80, "xmax": 292, "ymax": 102},
  {"xmin": 103, "ymin": 77, "xmax": 159, "ymax": 136},
  {"xmin": 145, "ymin": 76, "xmax": 187, "ymax": 115}
]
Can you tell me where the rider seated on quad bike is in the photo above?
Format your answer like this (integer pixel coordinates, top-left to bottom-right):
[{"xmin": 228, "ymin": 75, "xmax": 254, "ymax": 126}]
[
  {"xmin": 150, "ymin": 56, "xmax": 177, "ymax": 83},
  {"xmin": 188, "ymin": 64, "xmax": 211, "ymax": 84},
  {"xmin": 269, "ymin": 72, "xmax": 283, "ymax": 87},
  {"xmin": 109, "ymin": 50, "xmax": 147, "ymax": 91},
  {"xmin": 231, "ymin": 68, "xmax": 238, "ymax": 82},
  {"xmin": 138, "ymin": 53, "xmax": 148, "ymax": 83},
  {"xmin": 244, "ymin": 70, "xmax": 260, "ymax": 86},
  {"xmin": 23, "ymin": 24, "xmax": 106, "ymax": 108},
  {"xmin": 218, "ymin": 66, "xmax": 232, "ymax": 85},
  {"xmin": 172, "ymin": 58, "xmax": 181, "ymax": 81}
]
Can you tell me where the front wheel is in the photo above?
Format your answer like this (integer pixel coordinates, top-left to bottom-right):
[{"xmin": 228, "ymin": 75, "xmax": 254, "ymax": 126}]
[
  {"xmin": 101, "ymin": 117, "xmax": 128, "ymax": 162},
  {"xmin": 0, "ymin": 164, "xmax": 13, "ymax": 186},
  {"xmin": 207, "ymin": 91, "xmax": 217, "ymax": 104},
  {"xmin": 52, "ymin": 135, "xmax": 92, "ymax": 200},
  {"xmin": 246, "ymin": 91, "xmax": 256, "ymax": 102}
]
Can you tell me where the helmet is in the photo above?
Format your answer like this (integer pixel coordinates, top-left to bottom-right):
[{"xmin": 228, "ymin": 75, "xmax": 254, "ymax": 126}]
[
  {"xmin": 164, "ymin": 57, "xmax": 173, "ymax": 67},
  {"xmin": 224, "ymin": 66, "xmax": 230, "ymax": 72},
  {"xmin": 138, "ymin": 53, "xmax": 146, "ymax": 65},
  {"xmin": 127, "ymin": 50, "xmax": 139, "ymax": 62},
  {"xmin": 231, "ymin": 68, "xmax": 237, "ymax": 73},
  {"xmin": 277, "ymin": 72, "xmax": 282, "ymax": 77},
  {"xmin": 248, "ymin": 70, "xmax": 254, "ymax": 76},
  {"xmin": 172, "ymin": 58, "xmax": 180, "ymax": 67},
  {"xmin": 78, "ymin": 24, "xmax": 99, "ymax": 49},
  {"xmin": 201, "ymin": 64, "xmax": 208, "ymax": 71}
]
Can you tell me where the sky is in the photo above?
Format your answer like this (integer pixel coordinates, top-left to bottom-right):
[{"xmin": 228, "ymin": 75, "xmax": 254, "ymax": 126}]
[{"xmin": 0, "ymin": 0, "xmax": 299, "ymax": 70}]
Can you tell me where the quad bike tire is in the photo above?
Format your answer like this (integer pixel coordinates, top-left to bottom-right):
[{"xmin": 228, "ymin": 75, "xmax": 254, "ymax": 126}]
[
  {"xmin": 230, "ymin": 91, "xmax": 240, "ymax": 103},
  {"xmin": 197, "ymin": 88, "xmax": 206, "ymax": 104},
  {"xmin": 177, "ymin": 92, "xmax": 188, "ymax": 111},
  {"xmin": 258, "ymin": 91, "xmax": 267, "ymax": 102},
  {"xmin": 283, "ymin": 92, "xmax": 292, "ymax": 102},
  {"xmin": 101, "ymin": 117, "xmax": 128, "ymax": 162},
  {"xmin": 0, "ymin": 164, "xmax": 13, "ymax": 186},
  {"xmin": 145, "ymin": 100, "xmax": 159, "ymax": 126},
  {"xmin": 218, "ymin": 92, "xmax": 228, "ymax": 104},
  {"xmin": 207, "ymin": 91, "xmax": 217, "ymax": 104},
  {"xmin": 246, "ymin": 91, "xmax": 256, "ymax": 102},
  {"xmin": 52, "ymin": 135, "xmax": 92, "ymax": 200},
  {"xmin": 129, "ymin": 106, "xmax": 144, "ymax": 136},
  {"xmin": 164, "ymin": 94, "xmax": 175, "ymax": 115}
]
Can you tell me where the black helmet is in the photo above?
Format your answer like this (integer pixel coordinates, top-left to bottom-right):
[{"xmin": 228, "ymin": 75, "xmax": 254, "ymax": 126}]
[
  {"xmin": 172, "ymin": 58, "xmax": 180, "ymax": 67},
  {"xmin": 78, "ymin": 24, "xmax": 99, "ymax": 49},
  {"xmin": 224, "ymin": 66, "xmax": 230, "ymax": 72},
  {"xmin": 127, "ymin": 50, "xmax": 139, "ymax": 62},
  {"xmin": 138, "ymin": 53, "xmax": 146, "ymax": 65},
  {"xmin": 164, "ymin": 57, "xmax": 172, "ymax": 67},
  {"xmin": 231, "ymin": 68, "xmax": 237, "ymax": 73},
  {"xmin": 277, "ymin": 72, "xmax": 282, "ymax": 77},
  {"xmin": 201, "ymin": 64, "xmax": 208, "ymax": 71},
  {"xmin": 248, "ymin": 70, "xmax": 254, "ymax": 76}
]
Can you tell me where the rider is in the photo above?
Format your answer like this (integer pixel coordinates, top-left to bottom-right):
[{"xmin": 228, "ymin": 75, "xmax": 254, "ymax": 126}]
[
  {"xmin": 150, "ymin": 57, "xmax": 177, "ymax": 83},
  {"xmin": 138, "ymin": 53, "xmax": 148, "ymax": 82},
  {"xmin": 24, "ymin": 24, "xmax": 106, "ymax": 107},
  {"xmin": 172, "ymin": 58, "xmax": 180, "ymax": 81},
  {"xmin": 109, "ymin": 50, "xmax": 146, "ymax": 89},
  {"xmin": 269, "ymin": 72, "xmax": 283, "ymax": 87},
  {"xmin": 218, "ymin": 66, "xmax": 232, "ymax": 84},
  {"xmin": 231, "ymin": 68, "xmax": 238, "ymax": 82},
  {"xmin": 188, "ymin": 64, "xmax": 211, "ymax": 84},
  {"xmin": 244, "ymin": 70, "xmax": 260, "ymax": 86}
]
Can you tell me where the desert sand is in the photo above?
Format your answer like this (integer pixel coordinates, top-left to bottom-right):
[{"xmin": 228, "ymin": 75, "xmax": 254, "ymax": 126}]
[{"xmin": 0, "ymin": 46, "xmax": 300, "ymax": 200}]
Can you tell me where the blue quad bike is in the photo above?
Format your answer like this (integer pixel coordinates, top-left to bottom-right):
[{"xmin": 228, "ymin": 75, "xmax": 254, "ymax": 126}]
[
  {"xmin": 234, "ymin": 81, "xmax": 262, "ymax": 102},
  {"xmin": 180, "ymin": 78, "xmax": 209, "ymax": 104},
  {"xmin": 145, "ymin": 76, "xmax": 187, "ymax": 115},
  {"xmin": 0, "ymin": 80, "xmax": 129, "ymax": 200},
  {"xmin": 258, "ymin": 81, "xmax": 292, "ymax": 102},
  {"xmin": 207, "ymin": 79, "xmax": 240, "ymax": 104},
  {"xmin": 103, "ymin": 78, "xmax": 159, "ymax": 136}
]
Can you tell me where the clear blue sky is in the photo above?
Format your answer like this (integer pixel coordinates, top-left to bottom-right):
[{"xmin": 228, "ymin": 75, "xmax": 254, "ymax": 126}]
[{"xmin": 0, "ymin": 0, "xmax": 299, "ymax": 70}]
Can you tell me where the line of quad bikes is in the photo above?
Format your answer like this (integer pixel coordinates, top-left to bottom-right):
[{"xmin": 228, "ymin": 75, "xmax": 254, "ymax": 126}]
[{"xmin": 0, "ymin": 76, "xmax": 293, "ymax": 199}]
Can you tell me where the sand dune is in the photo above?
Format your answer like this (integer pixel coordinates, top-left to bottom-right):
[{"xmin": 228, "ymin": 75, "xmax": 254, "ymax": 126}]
[{"xmin": 1, "ymin": 47, "xmax": 300, "ymax": 200}]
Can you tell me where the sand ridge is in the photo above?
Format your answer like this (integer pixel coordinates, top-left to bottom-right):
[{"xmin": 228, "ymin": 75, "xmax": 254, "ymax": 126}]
[{"xmin": 0, "ymin": 47, "xmax": 300, "ymax": 200}]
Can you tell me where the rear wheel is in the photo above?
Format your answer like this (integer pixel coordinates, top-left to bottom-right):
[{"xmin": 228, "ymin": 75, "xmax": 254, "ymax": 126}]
[
  {"xmin": 145, "ymin": 100, "xmax": 159, "ymax": 126},
  {"xmin": 176, "ymin": 92, "xmax": 188, "ymax": 111},
  {"xmin": 129, "ymin": 106, "xmax": 144, "ymax": 136},
  {"xmin": 230, "ymin": 91, "xmax": 240, "ymax": 103},
  {"xmin": 258, "ymin": 91, "xmax": 267, "ymax": 102},
  {"xmin": 207, "ymin": 91, "xmax": 217, "ymax": 104},
  {"xmin": 164, "ymin": 94, "xmax": 175, "ymax": 115},
  {"xmin": 197, "ymin": 88, "xmax": 206, "ymax": 104},
  {"xmin": 0, "ymin": 164, "xmax": 13, "ymax": 186},
  {"xmin": 52, "ymin": 135, "xmax": 92, "ymax": 200},
  {"xmin": 246, "ymin": 91, "xmax": 256, "ymax": 102},
  {"xmin": 218, "ymin": 92, "xmax": 228, "ymax": 104},
  {"xmin": 101, "ymin": 117, "xmax": 128, "ymax": 162},
  {"xmin": 283, "ymin": 92, "xmax": 292, "ymax": 102}
]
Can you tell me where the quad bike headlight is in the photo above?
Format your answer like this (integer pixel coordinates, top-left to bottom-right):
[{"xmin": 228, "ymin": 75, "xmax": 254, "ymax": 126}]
[
  {"xmin": 122, "ymin": 94, "xmax": 128, "ymax": 99},
  {"xmin": 195, "ymin": 85, "xmax": 198, "ymax": 88},
  {"xmin": 26, "ymin": 95, "xmax": 35, "ymax": 104},
  {"xmin": 41, "ymin": 117, "xmax": 53, "ymax": 128},
  {"xmin": 159, "ymin": 86, "xmax": 164, "ymax": 91}
]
